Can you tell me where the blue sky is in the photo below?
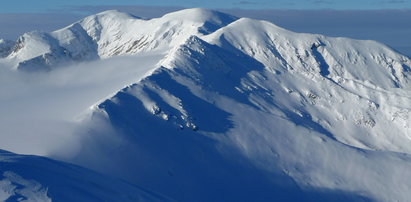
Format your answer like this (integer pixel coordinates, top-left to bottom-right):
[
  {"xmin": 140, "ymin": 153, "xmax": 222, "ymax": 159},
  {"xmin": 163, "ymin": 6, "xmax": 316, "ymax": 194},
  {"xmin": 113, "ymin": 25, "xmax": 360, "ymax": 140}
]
[{"xmin": 1, "ymin": 0, "xmax": 411, "ymax": 13}]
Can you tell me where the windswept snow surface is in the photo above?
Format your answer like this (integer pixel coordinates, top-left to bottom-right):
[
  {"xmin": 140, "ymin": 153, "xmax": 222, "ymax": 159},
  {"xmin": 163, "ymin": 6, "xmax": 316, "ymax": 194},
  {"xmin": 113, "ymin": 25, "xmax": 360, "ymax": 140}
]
[
  {"xmin": 1, "ymin": 8, "xmax": 411, "ymax": 202},
  {"xmin": 0, "ymin": 150, "xmax": 172, "ymax": 201}
]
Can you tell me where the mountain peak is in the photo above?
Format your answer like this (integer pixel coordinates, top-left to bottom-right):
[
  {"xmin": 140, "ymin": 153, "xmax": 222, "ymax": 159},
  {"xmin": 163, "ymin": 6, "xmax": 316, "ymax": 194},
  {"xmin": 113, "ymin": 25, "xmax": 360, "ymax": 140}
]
[
  {"xmin": 86, "ymin": 9, "xmax": 139, "ymax": 21},
  {"xmin": 162, "ymin": 8, "xmax": 237, "ymax": 23}
]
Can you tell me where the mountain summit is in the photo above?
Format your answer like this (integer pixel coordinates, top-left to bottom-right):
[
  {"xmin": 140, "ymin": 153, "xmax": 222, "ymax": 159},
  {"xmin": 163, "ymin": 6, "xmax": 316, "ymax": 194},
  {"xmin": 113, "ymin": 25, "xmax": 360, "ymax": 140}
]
[{"xmin": 1, "ymin": 8, "xmax": 411, "ymax": 202}]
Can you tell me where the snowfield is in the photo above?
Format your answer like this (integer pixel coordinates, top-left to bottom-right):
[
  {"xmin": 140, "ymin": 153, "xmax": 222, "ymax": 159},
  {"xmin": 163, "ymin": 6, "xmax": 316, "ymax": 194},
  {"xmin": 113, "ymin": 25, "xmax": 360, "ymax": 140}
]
[{"xmin": 1, "ymin": 8, "xmax": 411, "ymax": 202}]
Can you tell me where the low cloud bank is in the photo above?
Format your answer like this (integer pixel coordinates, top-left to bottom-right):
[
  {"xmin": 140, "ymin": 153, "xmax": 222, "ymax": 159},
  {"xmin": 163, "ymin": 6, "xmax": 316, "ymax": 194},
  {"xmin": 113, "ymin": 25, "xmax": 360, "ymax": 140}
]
[{"xmin": 0, "ymin": 53, "xmax": 162, "ymax": 156}]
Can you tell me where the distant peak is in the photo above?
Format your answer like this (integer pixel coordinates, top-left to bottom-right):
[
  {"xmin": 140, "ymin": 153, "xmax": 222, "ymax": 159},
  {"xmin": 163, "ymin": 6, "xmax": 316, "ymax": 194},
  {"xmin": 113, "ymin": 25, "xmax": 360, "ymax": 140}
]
[
  {"xmin": 162, "ymin": 8, "xmax": 238, "ymax": 24},
  {"xmin": 167, "ymin": 8, "xmax": 220, "ymax": 16},
  {"xmin": 159, "ymin": 8, "xmax": 238, "ymax": 35},
  {"xmin": 84, "ymin": 9, "xmax": 140, "ymax": 21}
]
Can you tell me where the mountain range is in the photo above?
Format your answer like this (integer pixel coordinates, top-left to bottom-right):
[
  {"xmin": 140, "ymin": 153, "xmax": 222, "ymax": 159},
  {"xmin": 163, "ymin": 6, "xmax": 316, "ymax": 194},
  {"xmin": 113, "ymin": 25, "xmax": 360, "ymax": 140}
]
[{"xmin": 1, "ymin": 8, "xmax": 411, "ymax": 201}]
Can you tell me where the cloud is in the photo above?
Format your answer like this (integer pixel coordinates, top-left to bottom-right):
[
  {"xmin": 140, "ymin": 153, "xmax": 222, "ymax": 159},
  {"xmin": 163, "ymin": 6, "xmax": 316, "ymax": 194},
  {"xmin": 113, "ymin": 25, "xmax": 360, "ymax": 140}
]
[
  {"xmin": 310, "ymin": 0, "xmax": 334, "ymax": 4},
  {"xmin": 57, "ymin": 5, "xmax": 184, "ymax": 19},
  {"xmin": 313, "ymin": 0, "xmax": 334, "ymax": 4},
  {"xmin": 373, "ymin": 0, "xmax": 409, "ymax": 5},
  {"xmin": 384, "ymin": 0, "xmax": 406, "ymax": 3},
  {"xmin": 235, "ymin": 1, "xmax": 261, "ymax": 5},
  {"xmin": 0, "ymin": 53, "xmax": 163, "ymax": 157}
]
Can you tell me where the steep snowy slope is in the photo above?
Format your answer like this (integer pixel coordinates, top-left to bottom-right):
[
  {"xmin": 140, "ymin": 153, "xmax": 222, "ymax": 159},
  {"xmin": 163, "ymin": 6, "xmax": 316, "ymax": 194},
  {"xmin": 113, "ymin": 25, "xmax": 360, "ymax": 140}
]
[
  {"xmin": 6, "ymin": 31, "xmax": 70, "ymax": 71},
  {"xmin": 64, "ymin": 15, "xmax": 411, "ymax": 201},
  {"xmin": 202, "ymin": 18, "xmax": 411, "ymax": 153},
  {"xmin": 0, "ymin": 150, "xmax": 172, "ymax": 201},
  {"xmin": 4, "ymin": 8, "xmax": 237, "ymax": 70}
]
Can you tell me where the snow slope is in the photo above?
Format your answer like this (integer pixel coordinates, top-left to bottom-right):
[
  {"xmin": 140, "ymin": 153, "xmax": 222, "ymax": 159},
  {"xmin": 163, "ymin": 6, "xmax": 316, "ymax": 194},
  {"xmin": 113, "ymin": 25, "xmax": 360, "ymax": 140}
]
[
  {"xmin": 202, "ymin": 18, "xmax": 411, "ymax": 153},
  {"xmin": 72, "ymin": 33, "xmax": 411, "ymax": 201},
  {"xmin": 0, "ymin": 150, "xmax": 172, "ymax": 201},
  {"xmin": 1, "ymin": 8, "xmax": 411, "ymax": 202}
]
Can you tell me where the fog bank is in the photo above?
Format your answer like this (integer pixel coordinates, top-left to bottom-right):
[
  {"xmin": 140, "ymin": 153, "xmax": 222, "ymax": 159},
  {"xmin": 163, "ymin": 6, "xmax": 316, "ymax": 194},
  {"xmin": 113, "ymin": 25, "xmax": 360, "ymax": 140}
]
[{"xmin": 0, "ymin": 53, "xmax": 162, "ymax": 156}]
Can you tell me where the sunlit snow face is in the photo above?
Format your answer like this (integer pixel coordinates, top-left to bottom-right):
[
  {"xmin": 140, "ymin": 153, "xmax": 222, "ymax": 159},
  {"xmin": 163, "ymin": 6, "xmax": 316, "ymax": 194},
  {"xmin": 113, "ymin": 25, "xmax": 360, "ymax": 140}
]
[{"xmin": 0, "ymin": 53, "xmax": 163, "ymax": 156}]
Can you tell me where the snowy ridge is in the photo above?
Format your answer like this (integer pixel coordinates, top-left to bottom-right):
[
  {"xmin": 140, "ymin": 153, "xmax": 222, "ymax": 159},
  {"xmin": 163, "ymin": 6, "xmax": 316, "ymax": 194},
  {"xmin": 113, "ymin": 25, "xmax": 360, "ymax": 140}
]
[
  {"xmin": 0, "ymin": 150, "xmax": 173, "ymax": 201},
  {"xmin": 6, "ymin": 31, "xmax": 71, "ymax": 71},
  {"xmin": 206, "ymin": 18, "xmax": 411, "ymax": 89},
  {"xmin": 3, "ymin": 8, "xmax": 237, "ymax": 70}
]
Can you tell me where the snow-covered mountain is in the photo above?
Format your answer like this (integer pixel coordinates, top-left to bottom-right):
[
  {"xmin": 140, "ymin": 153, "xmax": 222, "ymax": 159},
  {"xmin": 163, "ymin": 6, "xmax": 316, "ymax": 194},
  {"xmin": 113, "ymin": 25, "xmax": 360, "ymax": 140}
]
[
  {"xmin": 3, "ymin": 9, "xmax": 237, "ymax": 71},
  {"xmin": 1, "ymin": 8, "xmax": 411, "ymax": 202}
]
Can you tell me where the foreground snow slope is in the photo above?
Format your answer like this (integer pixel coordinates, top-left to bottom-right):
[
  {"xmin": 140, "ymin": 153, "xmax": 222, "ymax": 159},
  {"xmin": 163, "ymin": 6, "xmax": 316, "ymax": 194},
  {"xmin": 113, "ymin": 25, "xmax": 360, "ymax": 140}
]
[
  {"xmin": 0, "ymin": 150, "xmax": 172, "ymax": 201},
  {"xmin": 1, "ymin": 8, "xmax": 411, "ymax": 202}
]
